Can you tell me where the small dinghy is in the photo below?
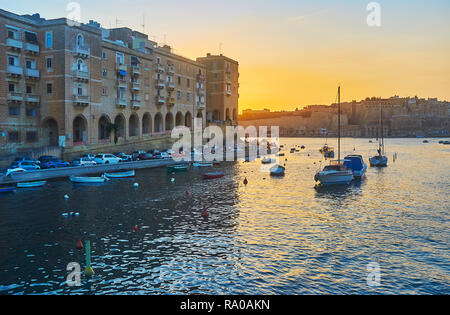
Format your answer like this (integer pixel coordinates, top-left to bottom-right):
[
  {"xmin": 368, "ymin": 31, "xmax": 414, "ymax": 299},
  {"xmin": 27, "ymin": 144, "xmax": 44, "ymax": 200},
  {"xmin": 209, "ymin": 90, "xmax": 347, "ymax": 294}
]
[
  {"xmin": 17, "ymin": 181, "xmax": 47, "ymax": 188},
  {"xmin": 0, "ymin": 186, "xmax": 15, "ymax": 193},
  {"xmin": 104, "ymin": 170, "xmax": 135, "ymax": 178},
  {"xmin": 167, "ymin": 164, "xmax": 189, "ymax": 172},
  {"xmin": 193, "ymin": 162, "xmax": 213, "ymax": 168},
  {"xmin": 261, "ymin": 157, "xmax": 272, "ymax": 164},
  {"xmin": 70, "ymin": 175, "xmax": 108, "ymax": 183},
  {"xmin": 202, "ymin": 172, "xmax": 224, "ymax": 179},
  {"xmin": 270, "ymin": 165, "xmax": 286, "ymax": 177}
]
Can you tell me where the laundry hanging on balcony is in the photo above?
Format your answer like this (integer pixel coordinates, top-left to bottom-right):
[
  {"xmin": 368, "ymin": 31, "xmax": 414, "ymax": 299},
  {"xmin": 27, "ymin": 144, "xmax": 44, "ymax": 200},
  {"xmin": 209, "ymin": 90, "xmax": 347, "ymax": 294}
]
[{"xmin": 119, "ymin": 70, "xmax": 127, "ymax": 76}]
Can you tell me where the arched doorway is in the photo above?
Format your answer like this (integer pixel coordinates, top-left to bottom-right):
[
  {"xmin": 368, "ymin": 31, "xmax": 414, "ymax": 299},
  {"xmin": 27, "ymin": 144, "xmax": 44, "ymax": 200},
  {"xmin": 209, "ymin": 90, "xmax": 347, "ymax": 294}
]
[
  {"xmin": 42, "ymin": 117, "xmax": 58, "ymax": 146},
  {"xmin": 142, "ymin": 113, "xmax": 152, "ymax": 135},
  {"xmin": 165, "ymin": 113, "xmax": 174, "ymax": 131},
  {"xmin": 114, "ymin": 114, "xmax": 126, "ymax": 138},
  {"xmin": 154, "ymin": 113, "xmax": 163, "ymax": 133},
  {"xmin": 185, "ymin": 112, "xmax": 192, "ymax": 128},
  {"xmin": 73, "ymin": 115, "xmax": 87, "ymax": 144},
  {"xmin": 175, "ymin": 112, "xmax": 184, "ymax": 127},
  {"xmin": 98, "ymin": 115, "xmax": 111, "ymax": 140},
  {"xmin": 129, "ymin": 113, "xmax": 139, "ymax": 137}
]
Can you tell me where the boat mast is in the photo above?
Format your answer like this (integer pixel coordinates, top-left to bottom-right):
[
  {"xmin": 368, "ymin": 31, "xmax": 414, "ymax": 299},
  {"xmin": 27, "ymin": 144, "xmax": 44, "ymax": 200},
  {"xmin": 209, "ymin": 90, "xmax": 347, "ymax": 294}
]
[
  {"xmin": 338, "ymin": 86, "xmax": 341, "ymax": 162},
  {"xmin": 380, "ymin": 103, "xmax": 384, "ymax": 155}
]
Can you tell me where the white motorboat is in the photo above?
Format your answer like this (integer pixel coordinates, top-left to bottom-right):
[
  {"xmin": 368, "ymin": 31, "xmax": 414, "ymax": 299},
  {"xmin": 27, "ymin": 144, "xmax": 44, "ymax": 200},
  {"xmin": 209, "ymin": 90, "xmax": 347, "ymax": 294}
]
[
  {"xmin": 17, "ymin": 181, "xmax": 47, "ymax": 188},
  {"xmin": 315, "ymin": 86, "xmax": 354, "ymax": 186},
  {"xmin": 261, "ymin": 157, "xmax": 272, "ymax": 164},
  {"xmin": 104, "ymin": 170, "xmax": 135, "ymax": 178}
]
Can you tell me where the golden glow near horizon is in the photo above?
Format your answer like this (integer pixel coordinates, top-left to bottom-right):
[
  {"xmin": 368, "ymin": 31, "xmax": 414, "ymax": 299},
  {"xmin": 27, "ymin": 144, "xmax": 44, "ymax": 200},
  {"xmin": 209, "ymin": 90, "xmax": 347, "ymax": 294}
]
[{"xmin": 7, "ymin": 1, "xmax": 450, "ymax": 112}]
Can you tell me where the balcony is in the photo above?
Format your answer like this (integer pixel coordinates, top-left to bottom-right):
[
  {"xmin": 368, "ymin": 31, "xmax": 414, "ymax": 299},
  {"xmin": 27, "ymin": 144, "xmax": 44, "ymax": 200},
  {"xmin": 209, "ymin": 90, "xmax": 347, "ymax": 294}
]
[
  {"xmin": 6, "ymin": 38, "xmax": 23, "ymax": 50},
  {"xmin": 131, "ymin": 65, "xmax": 140, "ymax": 76},
  {"xmin": 131, "ymin": 81, "xmax": 141, "ymax": 91},
  {"xmin": 155, "ymin": 95, "xmax": 165, "ymax": 105},
  {"xmin": 198, "ymin": 88, "xmax": 205, "ymax": 96},
  {"xmin": 7, "ymin": 65, "xmax": 23, "ymax": 77},
  {"xmin": 73, "ymin": 69, "xmax": 90, "ymax": 82},
  {"xmin": 156, "ymin": 64, "xmax": 164, "ymax": 73},
  {"xmin": 73, "ymin": 95, "xmax": 90, "ymax": 107},
  {"xmin": 7, "ymin": 92, "xmax": 23, "ymax": 103},
  {"xmin": 197, "ymin": 74, "xmax": 206, "ymax": 81},
  {"xmin": 226, "ymin": 67, "xmax": 231, "ymax": 73},
  {"xmin": 167, "ymin": 82, "xmax": 175, "ymax": 91},
  {"xmin": 26, "ymin": 94, "xmax": 40, "ymax": 105},
  {"xmin": 226, "ymin": 90, "xmax": 232, "ymax": 96},
  {"xmin": 117, "ymin": 79, "xmax": 128, "ymax": 89},
  {"xmin": 131, "ymin": 99, "xmax": 141, "ymax": 109},
  {"xmin": 156, "ymin": 80, "xmax": 165, "ymax": 89},
  {"xmin": 116, "ymin": 64, "xmax": 128, "ymax": 73},
  {"xmin": 197, "ymin": 102, "xmax": 206, "ymax": 110},
  {"xmin": 167, "ymin": 97, "xmax": 175, "ymax": 106},
  {"xmin": 167, "ymin": 66, "xmax": 175, "ymax": 75},
  {"xmin": 25, "ymin": 68, "xmax": 40, "ymax": 80},
  {"xmin": 116, "ymin": 98, "xmax": 128, "ymax": 108},
  {"xmin": 73, "ymin": 45, "xmax": 90, "ymax": 58},
  {"xmin": 24, "ymin": 42, "xmax": 39, "ymax": 55}
]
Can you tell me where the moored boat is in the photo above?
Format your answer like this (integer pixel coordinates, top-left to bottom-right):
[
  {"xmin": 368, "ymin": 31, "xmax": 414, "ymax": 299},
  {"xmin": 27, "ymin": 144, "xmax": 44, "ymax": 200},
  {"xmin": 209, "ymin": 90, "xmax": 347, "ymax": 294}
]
[
  {"xmin": 0, "ymin": 186, "xmax": 15, "ymax": 193},
  {"xmin": 202, "ymin": 172, "xmax": 224, "ymax": 179},
  {"xmin": 104, "ymin": 170, "xmax": 136, "ymax": 178},
  {"xmin": 344, "ymin": 155, "xmax": 367, "ymax": 179},
  {"xmin": 70, "ymin": 175, "xmax": 108, "ymax": 183},
  {"xmin": 261, "ymin": 157, "xmax": 272, "ymax": 164},
  {"xmin": 17, "ymin": 181, "xmax": 47, "ymax": 188},
  {"xmin": 270, "ymin": 165, "xmax": 286, "ymax": 177},
  {"xmin": 370, "ymin": 103, "xmax": 388, "ymax": 167},
  {"xmin": 167, "ymin": 164, "xmax": 189, "ymax": 172},
  {"xmin": 193, "ymin": 162, "xmax": 213, "ymax": 168}
]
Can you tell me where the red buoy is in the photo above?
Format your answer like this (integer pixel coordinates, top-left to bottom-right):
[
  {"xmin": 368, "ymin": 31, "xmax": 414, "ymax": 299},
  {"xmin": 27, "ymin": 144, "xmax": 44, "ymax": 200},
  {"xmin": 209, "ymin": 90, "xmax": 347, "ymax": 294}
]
[
  {"xmin": 202, "ymin": 209, "xmax": 209, "ymax": 219},
  {"xmin": 133, "ymin": 225, "xmax": 139, "ymax": 232},
  {"xmin": 76, "ymin": 240, "xmax": 84, "ymax": 251},
  {"xmin": 243, "ymin": 178, "xmax": 248, "ymax": 186},
  {"xmin": 186, "ymin": 190, "xmax": 189, "ymax": 196}
]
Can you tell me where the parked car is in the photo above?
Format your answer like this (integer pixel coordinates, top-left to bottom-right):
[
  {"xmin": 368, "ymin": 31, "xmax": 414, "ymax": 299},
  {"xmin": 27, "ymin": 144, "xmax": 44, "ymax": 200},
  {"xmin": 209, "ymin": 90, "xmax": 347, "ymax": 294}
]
[
  {"xmin": 39, "ymin": 156, "xmax": 71, "ymax": 169},
  {"xmin": 81, "ymin": 154, "xmax": 96, "ymax": 161},
  {"xmin": 10, "ymin": 161, "xmax": 40, "ymax": 171},
  {"xmin": 131, "ymin": 151, "xmax": 147, "ymax": 161},
  {"xmin": 13, "ymin": 157, "xmax": 40, "ymax": 165},
  {"xmin": 94, "ymin": 154, "xmax": 122, "ymax": 165},
  {"xmin": 72, "ymin": 157, "xmax": 97, "ymax": 167},
  {"xmin": 161, "ymin": 151, "xmax": 172, "ymax": 159},
  {"xmin": 114, "ymin": 153, "xmax": 132, "ymax": 162},
  {"xmin": 152, "ymin": 151, "xmax": 162, "ymax": 159},
  {"xmin": 137, "ymin": 153, "xmax": 153, "ymax": 161}
]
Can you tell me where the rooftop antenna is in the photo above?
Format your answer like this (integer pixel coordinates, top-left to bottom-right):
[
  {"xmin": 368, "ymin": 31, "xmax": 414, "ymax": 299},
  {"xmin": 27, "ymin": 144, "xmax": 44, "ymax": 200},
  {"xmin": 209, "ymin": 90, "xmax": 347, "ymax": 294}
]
[
  {"xmin": 219, "ymin": 43, "xmax": 223, "ymax": 55},
  {"xmin": 142, "ymin": 14, "xmax": 145, "ymax": 33}
]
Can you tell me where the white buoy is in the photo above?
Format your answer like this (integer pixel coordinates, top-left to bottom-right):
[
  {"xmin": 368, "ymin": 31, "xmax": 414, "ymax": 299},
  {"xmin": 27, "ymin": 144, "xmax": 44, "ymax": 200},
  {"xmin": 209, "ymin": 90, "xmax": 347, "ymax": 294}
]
[
  {"xmin": 134, "ymin": 183, "xmax": 139, "ymax": 188},
  {"xmin": 171, "ymin": 178, "xmax": 175, "ymax": 183},
  {"xmin": 64, "ymin": 194, "xmax": 69, "ymax": 200}
]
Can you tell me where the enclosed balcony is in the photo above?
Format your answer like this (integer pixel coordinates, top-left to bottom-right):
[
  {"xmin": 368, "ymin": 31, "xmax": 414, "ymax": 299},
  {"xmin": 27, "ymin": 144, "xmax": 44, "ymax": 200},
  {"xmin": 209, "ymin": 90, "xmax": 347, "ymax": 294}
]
[
  {"xmin": 155, "ymin": 95, "xmax": 165, "ymax": 105},
  {"xmin": 167, "ymin": 97, "xmax": 175, "ymax": 106},
  {"xmin": 26, "ymin": 94, "xmax": 40, "ymax": 105},
  {"xmin": 116, "ymin": 98, "xmax": 128, "ymax": 109},
  {"xmin": 24, "ymin": 42, "xmax": 39, "ymax": 55},
  {"xmin": 7, "ymin": 65, "xmax": 23, "ymax": 77},
  {"xmin": 117, "ymin": 79, "xmax": 128, "ymax": 89},
  {"xmin": 73, "ymin": 95, "xmax": 90, "ymax": 107},
  {"xmin": 131, "ymin": 80, "xmax": 141, "ymax": 91},
  {"xmin": 25, "ymin": 68, "xmax": 40, "ymax": 80},
  {"xmin": 131, "ymin": 65, "xmax": 140, "ymax": 76},
  {"xmin": 156, "ymin": 79, "xmax": 165, "ymax": 89},
  {"xmin": 116, "ymin": 64, "xmax": 128, "ymax": 73},
  {"xmin": 7, "ymin": 92, "xmax": 23, "ymax": 103},
  {"xmin": 6, "ymin": 38, "xmax": 23, "ymax": 50},
  {"xmin": 131, "ymin": 99, "xmax": 141, "ymax": 109},
  {"xmin": 197, "ymin": 74, "xmax": 206, "ymax": 82},
  {"xmin": 198, "ymin": 88, "xmax": 205, "ymax": 96},
  {"xmin": 73, "ymin": 69, "xmax": 90, "ymax": 82},
  {"xmin": 73, "ymin": 45, "xmax": 90, "ymax": 58},
  {"xmin": 156, "ymin": 64, "xmax": 165, "ymax": 73},
  {"xmin": 167, "ymin": 66, "xmax": 175, "ymax": 75},
  {"xmin": 226, "ymin": 90, "xmax": 232, "ymax": 96},
  {"xmin": 197, "ymin": 102, "xmax": 206, "ymax": 110},
  {"xmin": 167, "ymin": 82, "xmax": 175, "ymax": 91}
]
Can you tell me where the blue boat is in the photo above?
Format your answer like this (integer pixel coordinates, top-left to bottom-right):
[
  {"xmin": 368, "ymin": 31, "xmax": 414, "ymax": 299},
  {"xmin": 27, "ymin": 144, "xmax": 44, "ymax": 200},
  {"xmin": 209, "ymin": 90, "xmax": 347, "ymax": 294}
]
[
  {"xmin": 270, "ymin": 165, "xmax": 286, "ymax": 177},
  {"xmin": 0, "ymin": 187, "xmax": 15, "ymax": 193},
  {"xmin": 344, "ymin": 155, "xmax": 367, "ymax": 179}
]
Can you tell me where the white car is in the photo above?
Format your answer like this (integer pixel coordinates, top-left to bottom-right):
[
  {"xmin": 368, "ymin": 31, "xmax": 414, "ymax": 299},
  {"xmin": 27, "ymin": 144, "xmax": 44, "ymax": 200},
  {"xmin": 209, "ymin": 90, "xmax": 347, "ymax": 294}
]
[
  {"xmin": 161, "ymin": 152, "xmax": 172, "ymax": 159},
  {"xmin": 72, "ymin": 157, "xmax": 97, "ymax": 167},
  {"xmin": 94, "ymin": 154, "xmax": 121, "ymax": 165}
]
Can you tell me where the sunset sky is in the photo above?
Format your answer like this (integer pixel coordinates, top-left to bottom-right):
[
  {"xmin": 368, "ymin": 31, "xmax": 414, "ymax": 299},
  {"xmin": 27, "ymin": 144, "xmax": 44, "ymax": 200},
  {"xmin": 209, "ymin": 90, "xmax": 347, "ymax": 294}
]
[{"xmin": 6, "ymin": 0, "xmax": 450, "ymax": 112}]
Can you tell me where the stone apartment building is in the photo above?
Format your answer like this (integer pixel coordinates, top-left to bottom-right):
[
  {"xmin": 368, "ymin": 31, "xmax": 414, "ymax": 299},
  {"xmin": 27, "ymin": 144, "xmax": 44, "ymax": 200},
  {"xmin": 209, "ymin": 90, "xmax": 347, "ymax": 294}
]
[
  {"xmin": 0, "ymin": 9, "xmax": 237, "ymax": 165},
  {"xmin": 196, "ymin": 53, "xmax": 239, "ymax": 125}
]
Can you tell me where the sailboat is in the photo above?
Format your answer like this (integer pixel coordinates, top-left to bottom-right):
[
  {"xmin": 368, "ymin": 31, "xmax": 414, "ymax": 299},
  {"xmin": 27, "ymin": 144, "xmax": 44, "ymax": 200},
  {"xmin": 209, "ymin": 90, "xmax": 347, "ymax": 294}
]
[
  {"xmin": 369, "ymin": 104, "xmax": 388, "ymax": 167},
  {"xmin": 315, "ymin": 86, "xmax": 354, "ymax": 186}
]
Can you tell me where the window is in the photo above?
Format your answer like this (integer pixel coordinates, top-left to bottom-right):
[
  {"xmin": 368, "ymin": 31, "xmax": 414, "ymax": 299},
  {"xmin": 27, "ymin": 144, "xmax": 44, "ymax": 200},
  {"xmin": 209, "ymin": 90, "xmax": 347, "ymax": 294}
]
[
  {"xmin": 26, "ymin": 85, "xmax": 32, "ymax": 94},
  {"xmin": 157, "ymin": 57, "xmax": 161, "ymax": 64},
  {"xmin": 102, "ymin": 69, "xmax": 107, "ymax": 78},
  {"xmin": 8, "ymin": 84, "xmax": 15, "ymax": 92},
  {"xmin": 102, "ymin": 51, "xmax": 107, "ymax": 60},
  {"xmin": 177, "ymin": 91, "xmax": 181, "ymax": 100},
  {"xmin": 26, "ymin": 59, "xmax": 35, "ymax": 69},
  {"xmin": 187, "ymin": 79, "xmax": 190, "ymax": 88},
  {"xmin": 116, "ymin": 52, "xmax": 124, "ymax": 65},
  {"xmin": 45, "ymin": 31, "xmax": 53, "ymax": 48},
  {"xmin": 178, "ymin": 76, "xmax": 181, "ymax": 85},
  {"xmin": 8, "ymin": 55, "xmax": 17, "ymax": 66},
  {"xmin": 26, "ymin": 108, "xmax": 36, "ymax": 117},
  {"xmin": 26, "ymin": 131, "xmax": 37, "ymax": 142},
  {"xmin": 7, "ymin": 29, "xmax": 16, "ymax": 39},
  {"xmin": 8, "ymin": 131, "xmax": 19, "ymax": 142},
  {"xmin": 214, "ymin": 84, "xmax": 218, "ymax": 91},
  {"xmin": 9, "ymin": 107, "xmax": 19, "ymax": 116},
  {"xmin": 102, "ymin": 87, "xmax": 107, "ymax": 96},
  {"xmin": 46, "ymin": 57, "xmax": 52, "ymax": 71},
  {"xmin": 47, "ymin": 83, "xmax": 52, "ymax": 94},
  {"xmin": 214, "ymin": 73, "xmax": 218, "ymax": 79},
  {"xmin": 187, "ymin": 92, "xmax": 191, "ymax": 102},
  {"xmin": 76, "ymin": 34, "xmax": 83, "ymax": 47},
  {"xmin": 77, "ymin": 87, "xmax": 83, "ymax": 95}
]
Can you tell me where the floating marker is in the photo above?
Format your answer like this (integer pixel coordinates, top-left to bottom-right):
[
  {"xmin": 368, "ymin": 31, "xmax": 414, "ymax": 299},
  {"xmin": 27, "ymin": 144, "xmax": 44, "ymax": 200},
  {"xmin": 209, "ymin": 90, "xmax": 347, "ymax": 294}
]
[
  {"xmin": 186, "ymin": 190, "xmax": 189, "ymax": 195},
  {"xmin": 171, "ymin": 178, "xmax": 175, "ymax": 183},
  {"xmin": 243, "ymin": 178, "xmax": 248, "ymax": 186},
  {"xmin": 134, "ymin": 183, "xmax": 139, "ymax": 188},
  {"xmin": 202, "ymin": 209, "xmax": 209, "ymax": 219},
  {"xmin": 62, "ymin": 213, "xmax": 69, "ymax": 218},
  {"xmin": 64, "ymin": 195, "xmax": 69, "ymax": 199},
  {"xmin": 84, "ymin": 241, "xmax": 95, "ymax": 277},
  {"xmin": 133, "ymin": 225, "xmax": 139, "ymax": 232},
  {"xmin": 76, "ymin": 240, "xmax": 84, "ymax": 251}
]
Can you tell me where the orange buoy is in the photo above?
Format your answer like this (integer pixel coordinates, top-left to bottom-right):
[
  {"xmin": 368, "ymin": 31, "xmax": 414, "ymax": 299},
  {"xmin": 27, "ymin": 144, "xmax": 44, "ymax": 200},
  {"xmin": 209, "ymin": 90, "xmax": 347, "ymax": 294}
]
[
  {"xmin": 202, "ymin": 209, "xmax": 209, "ymax": 219},
  {"xmin": 243, "ymin": 177, "xmax": 248, "ymax": 186},
  {"xmin": 76, "ymin": 240, "xmax": 84, "ymax": 251},
  {"xmin": 133, "ymin": 225, "xmax": 139, "ymax": 232}
]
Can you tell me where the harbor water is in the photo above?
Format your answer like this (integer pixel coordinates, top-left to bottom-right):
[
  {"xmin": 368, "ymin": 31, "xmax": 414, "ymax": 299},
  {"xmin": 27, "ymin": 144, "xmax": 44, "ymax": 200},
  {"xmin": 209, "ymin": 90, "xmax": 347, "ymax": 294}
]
[{"xmin": 0, "ymin": 138, "xmax": 449, "ymax": 294}]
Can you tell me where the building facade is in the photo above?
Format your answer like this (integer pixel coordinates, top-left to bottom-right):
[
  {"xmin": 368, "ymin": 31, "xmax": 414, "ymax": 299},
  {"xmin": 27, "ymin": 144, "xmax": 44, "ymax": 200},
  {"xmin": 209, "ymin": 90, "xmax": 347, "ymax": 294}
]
[
  {"xmin": 0, "ymin": 9, "xmax": 218, "ymax": 165},
  {"xmin": 196, "ymin": 53, "xmax": 239, "ymax": 125}
]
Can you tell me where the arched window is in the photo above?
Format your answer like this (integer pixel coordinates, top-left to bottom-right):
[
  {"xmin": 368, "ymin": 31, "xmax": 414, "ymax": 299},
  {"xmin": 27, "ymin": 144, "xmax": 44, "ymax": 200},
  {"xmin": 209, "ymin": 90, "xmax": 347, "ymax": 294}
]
[{"xmin": 77, "ymin": 34, "xmax": 84, "ymax": 47}]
